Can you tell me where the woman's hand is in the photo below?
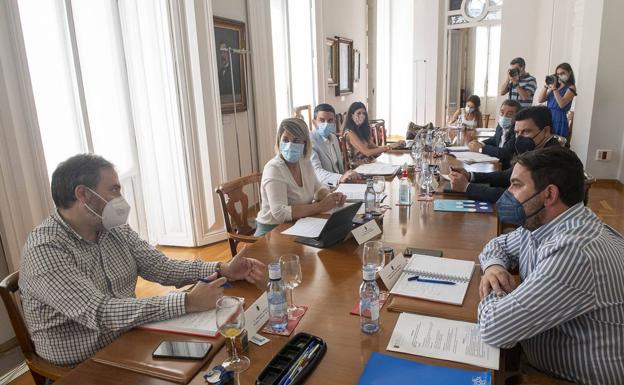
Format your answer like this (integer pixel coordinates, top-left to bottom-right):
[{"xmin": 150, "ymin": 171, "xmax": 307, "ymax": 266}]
[{"xmin": 318, "ymin": 192, "xmax": 347, "ymax": 212}]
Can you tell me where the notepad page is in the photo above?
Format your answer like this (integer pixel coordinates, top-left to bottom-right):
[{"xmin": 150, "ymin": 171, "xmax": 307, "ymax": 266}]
[
  {"xmin": 334, "ymin": 183, "xmax": 367, "ymax": 201},
  {"xmin": 390, "ymin": 255, "xmax": 475, "ymax": 305}
]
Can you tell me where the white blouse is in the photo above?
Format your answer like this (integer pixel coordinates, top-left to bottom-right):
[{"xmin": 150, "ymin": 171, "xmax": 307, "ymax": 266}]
[
  {"xmin": 460, "ymin": 110, "xmax": 478, "ymax": 129},
  {"xmin": 256, "ymin": 155, "xmax": 327, "ymax": 225}
]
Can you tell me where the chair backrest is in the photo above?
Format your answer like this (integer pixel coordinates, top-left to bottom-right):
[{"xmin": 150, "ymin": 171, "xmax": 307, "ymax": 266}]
[
  {"xmin": 337, "ymin": 134, "xmax": 352, "ymax": 171},
  {"xmin": 215, "ymin": 172, "xmax": 262, "ymax": 255},
  {"xmin": 553, "ymin": 135, "xmax": 567, "ymax": 147},
  {"xmin": 369, "ymin": 119, "xmax": 386, "ymax": 146},
  {"xmin": 336, "ymin": 112, "xmax": 347, "ymax": 134},
  {"xmin": 482, "ymin": 113, "xmax": 490, "ymax": 128},
  {"xmin": 0, "ymin": 271, "xmax": 71, "ymax": 383},
  {"xmin": 293, "ymin": 104, "xmax": 313, "ymax": 131}
]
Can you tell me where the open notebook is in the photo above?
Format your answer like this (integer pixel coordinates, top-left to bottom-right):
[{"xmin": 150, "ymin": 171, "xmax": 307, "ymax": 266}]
[{"xmin": 390, "ymin": 255, "xmax": 475, "ymax": 305}]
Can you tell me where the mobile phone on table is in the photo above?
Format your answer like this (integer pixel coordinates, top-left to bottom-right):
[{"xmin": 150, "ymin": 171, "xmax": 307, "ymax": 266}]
[{"xmin": 153, "ymin": 340, "xmax": 212, "ymax": 360}]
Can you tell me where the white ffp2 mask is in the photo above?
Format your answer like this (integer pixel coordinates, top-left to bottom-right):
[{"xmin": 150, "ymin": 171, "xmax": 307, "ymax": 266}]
[{"xmin": 84, "ymin": 187, "xmax": 131, "ymax": 230}]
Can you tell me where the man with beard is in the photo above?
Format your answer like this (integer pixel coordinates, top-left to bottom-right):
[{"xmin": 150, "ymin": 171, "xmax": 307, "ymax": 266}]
[{"xmin": 477, "ymin": 147, "xmax": 624, "ymax": 385}]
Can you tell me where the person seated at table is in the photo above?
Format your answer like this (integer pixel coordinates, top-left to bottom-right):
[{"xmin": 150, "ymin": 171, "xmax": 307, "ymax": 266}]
[
  {"xmin": 448, "ymin": 94, "xmax": 483, "ymax": 129},
  {"xmin": 310, "ymin": 103, "xmax": 360, "ymax": 186},
  {"xmin": 255, "ymin": 118, "xmax": 346, "ymax": 236},
  {"xmin": 468, "ymin": 99, "xmax": 521, "ymax": 163},
  {"xmin": 477, "ymin": 147, "xmax": 624, "ymax": 385},
  {"xmin": 449, "ymin": 106, "xmax": 560, "ymax": 203},
  {"xmin": 18, "ymin": 154, "xmax": 266, "ymax": 368},
  {"xmin": 343, "ymin": 101, "xmax": 403, "ymax": 165}
]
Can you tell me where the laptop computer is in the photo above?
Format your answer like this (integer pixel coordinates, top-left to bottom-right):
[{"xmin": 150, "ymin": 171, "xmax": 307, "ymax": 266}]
[{"xmin": 295, "ymin": 202, "xmax": 363, "ymax": 248}]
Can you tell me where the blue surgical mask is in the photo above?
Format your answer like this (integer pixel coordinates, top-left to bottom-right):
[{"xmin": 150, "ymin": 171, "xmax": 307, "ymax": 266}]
[
  {"xmin": 316, "ymin": 122, "xmax": 336, "ymax": 138},
  {"xmin": 279, "ymin": 142, "xmax": 305, "ymax": 163},
  {"xmin": 496, "ymin": 189, "xmax": 544, "ymax": 226},
  {"xmin": 498, "ymin": 116, "xmax": 513, "ymax": 129}
]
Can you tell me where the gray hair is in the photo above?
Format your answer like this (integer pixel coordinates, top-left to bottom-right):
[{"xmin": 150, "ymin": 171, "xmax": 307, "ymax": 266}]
[{"xmin": 275, "ymin": 118, "xmax": 312, "ymax": 159}]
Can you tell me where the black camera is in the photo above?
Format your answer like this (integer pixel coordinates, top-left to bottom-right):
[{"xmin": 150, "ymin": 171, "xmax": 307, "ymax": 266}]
[
  {"xmin": 509, "ymin": 68, "xmax": 520, "ymax": 78},
  {"xmin": 545, "ymin": 74, "xmax": 558, "ymax": 86}
]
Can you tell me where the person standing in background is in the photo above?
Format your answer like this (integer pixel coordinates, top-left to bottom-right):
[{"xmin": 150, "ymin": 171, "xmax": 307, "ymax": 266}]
[
  {"xmin": 537, "ymin": 62, "xmax": 577, "ymax": 140},
  {"xmin": 500, "ymin": 57, "xmax": 537, "ymax": 109}
]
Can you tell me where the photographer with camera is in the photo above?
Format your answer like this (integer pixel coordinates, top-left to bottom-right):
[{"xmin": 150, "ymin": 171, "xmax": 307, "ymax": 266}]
[
  {"xmin": 499, "ymin": 57, "xmax": 537, "ymax": 109},
  {"xmin": 537, "ymin": 62, "xmax": 577, "ymax": 140}
]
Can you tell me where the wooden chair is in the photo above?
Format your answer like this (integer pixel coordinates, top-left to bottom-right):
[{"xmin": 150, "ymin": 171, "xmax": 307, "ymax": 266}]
[
  {"xmin": 293, "ymin": 104, "xmax": 313, "ymax": 131},
  {"xmin": 0, "ymin": 271, "xmax": 71, "ymax": 385},
  {"xmin": 215, "ymin": 173, "xmax": 262, "ymax": 256},
  {"xmin": 337, "ymin": 134, "xmax": 352, "ymax": 171},
  {"xmin": 336, "ymin": 112, "xmax": 347, "ymax": 134},
  {"xmin": 369, "ymin": 119, "xmax": 386, "ymax": 146},
  {"xmin": 482, "ymin": 113, "xmax": 490, "ymax": 128}
]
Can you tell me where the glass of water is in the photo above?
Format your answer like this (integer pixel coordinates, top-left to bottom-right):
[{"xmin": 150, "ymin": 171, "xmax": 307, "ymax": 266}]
[
  {"xmin": 279, "ymin": 254, "xmax": 304, "ymax": 319},
  {"xmin": 362, "ymin": 240, "xmax": 385, "ymax": 272},
  {"xmin": 419, "ymin": 163, "xmax": 433, "ymax": 198},
  {"xmin": 372, "ymin": 176, "xmax": 385, "ymax": 212}
]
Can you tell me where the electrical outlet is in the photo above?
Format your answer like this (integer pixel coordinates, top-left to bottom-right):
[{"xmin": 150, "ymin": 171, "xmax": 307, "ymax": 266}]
[{"xmin": 595, "ymin": 149, "xmax": 612, "ymax": 161}]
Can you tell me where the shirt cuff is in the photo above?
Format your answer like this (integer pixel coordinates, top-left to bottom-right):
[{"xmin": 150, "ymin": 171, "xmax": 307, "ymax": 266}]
[
  {"xmin": 166, "ymin": 291, "xmax": 187, "ymax": 317},
  {"xmin": 469, "ymin": 172, "xmax": 475, "ymax": 182},
  {"xmin": 199, "ymin": 262, "xmax": 218, "ymax": 279},
  {"xmin": 481, "ymin": 258, "xmax": 508, "ymax": 272}
]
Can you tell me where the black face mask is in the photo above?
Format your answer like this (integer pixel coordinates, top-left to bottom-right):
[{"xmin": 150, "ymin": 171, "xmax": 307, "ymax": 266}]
[{"xmin": 514, "ymin": 129, "xmax": 546, "ymax": 154}]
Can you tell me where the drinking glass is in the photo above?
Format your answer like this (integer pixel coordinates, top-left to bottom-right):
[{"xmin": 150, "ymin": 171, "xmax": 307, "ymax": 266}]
[
  {"xmin": 279, "ymin": 254, "xmax": 304, "ymax": 319},
  {"xmin": 411, "ymin": 145, "xmax": 423, "ymax": 171},
  {"xmin": 362, "ymin": 240, "xmax": 385, "ymax": 273},
  {"xmin": 372, "ymin": 176, "xmax": 385, "ymax": 212},
  {"xmin": 216, "ymin": 296, "xmax": 250, "ymax": 372},
  {"xmin": 419, "ymin": 164, "xmax": 433, "ymax": 198}
]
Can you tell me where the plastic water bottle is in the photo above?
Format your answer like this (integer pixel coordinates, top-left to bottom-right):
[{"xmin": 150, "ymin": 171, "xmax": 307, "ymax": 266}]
[
  {"xmin": 267, "ymin": 262, "xmax": 288, "ymax": 332},
  {"xmin": 364, "ymin": 178, "xmax": 376, "ymax": 217},
  {"xmin": 399, "ymin": 170, "xmax": 411, "ymax": 205},
  {"xmin": 359, "ymin": 264, "xmax": 380, "ymax": 334}
]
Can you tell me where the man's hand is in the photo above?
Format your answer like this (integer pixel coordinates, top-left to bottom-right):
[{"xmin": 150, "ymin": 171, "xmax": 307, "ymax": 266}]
[
  {"xmin": 479, "ymin": 265, "xmax": 517, "ymax": 299},
  {"xmin": 340, "ymin": 170, "xmax": 360, "ymax": 183},
  {"xmin": 186, "ymin": 274, "xmax": 226, "ymax": 312},
  {"xmin": 221, "ymin": 253, "xmax": 266, "ymax": 284},
  {"xmin": 468, "ymin": 140, "xmax": 483, "ymax": 152},
  {"xmin": 449, "ymin": 169, "xmax": 470, "ymax": 192}
]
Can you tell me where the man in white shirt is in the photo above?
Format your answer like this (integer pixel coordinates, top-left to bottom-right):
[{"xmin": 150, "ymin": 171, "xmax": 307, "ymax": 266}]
[{"xmin": 309, "ymin": 103, "xmax": 360, "ymax": 186}]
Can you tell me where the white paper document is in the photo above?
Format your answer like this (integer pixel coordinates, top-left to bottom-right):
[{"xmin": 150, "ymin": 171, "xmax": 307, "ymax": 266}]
[
  {"xmin": 334, "ymin": 183, "xmax": 367, "ymax": 201},
  {"xmin": 446, "ymin": 146, "xmax": 470, "ymax": 152},
  {"xmin": 140, "ymin": 309, "xmax": 218, "ymax": 337},
  {"xmin": 281, "ymin": 217, "xmax": 327, "ymax": 238},
  {"xmin": 451, "ymin": 152, "xmax": 499, "ymax": 164},
  {"xmin": 355, "ymin": 162, "xmax": 400, "ymax": 176},
  {"xmin": 387, "ymin": 313, "xmax": 500, "ymax": 370}
]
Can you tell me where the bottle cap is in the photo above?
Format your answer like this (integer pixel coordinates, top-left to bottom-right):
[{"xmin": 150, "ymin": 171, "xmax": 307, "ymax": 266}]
[{"xmin": 268, "ymin": 262, "xmax": 281, "ymax": 280}]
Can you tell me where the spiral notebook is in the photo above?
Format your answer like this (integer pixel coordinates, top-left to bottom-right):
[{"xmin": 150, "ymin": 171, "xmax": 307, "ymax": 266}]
[{"xmin": 390, "ymin": 255, "xmax": 475, "ymax": 305}]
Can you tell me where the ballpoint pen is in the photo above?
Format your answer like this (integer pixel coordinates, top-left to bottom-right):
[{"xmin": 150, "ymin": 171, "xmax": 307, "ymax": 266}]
[{"xmin": 407, "ymin": 276, "xmax": 456, "ymax": 285}]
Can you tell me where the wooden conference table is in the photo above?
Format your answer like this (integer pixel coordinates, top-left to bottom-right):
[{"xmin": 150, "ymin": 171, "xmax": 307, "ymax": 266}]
[{"xmin": 55, "ymin": 154, "xmax": 502, "ymax": 385}]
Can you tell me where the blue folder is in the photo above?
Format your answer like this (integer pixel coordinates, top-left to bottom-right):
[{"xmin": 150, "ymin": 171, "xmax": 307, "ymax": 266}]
[{"xmin": 357, "ymin": 352, "xmax": 491, "ymax": 385}]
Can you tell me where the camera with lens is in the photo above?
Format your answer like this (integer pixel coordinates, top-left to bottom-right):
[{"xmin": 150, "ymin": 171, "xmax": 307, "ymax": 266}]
[
  {"xmin": 545, "ymin": 74, "xmax": 559, "ymax": 86},
  {"xmin": 508, "ymin": 68, "xmax": 520, "ymax": 78}
]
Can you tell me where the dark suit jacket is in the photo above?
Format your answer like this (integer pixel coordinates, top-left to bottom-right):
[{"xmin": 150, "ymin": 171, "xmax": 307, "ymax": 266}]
[
  {"xmin": 481, "ymin": 124, "xmax": 516, "ymax": 169},
  {"xmin": 466, "ymin": 136, "xmax": 561, "ymax": 203}
]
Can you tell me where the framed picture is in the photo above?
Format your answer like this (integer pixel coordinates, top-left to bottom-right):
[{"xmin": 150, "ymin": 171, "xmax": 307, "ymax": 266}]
[
  {"xmin": 214, "ymin": 17, "xmax": 247, "ymax": 113},
  {"xmin": 353, "ymin": 49, "xmax": 361, "ymax": 82},
  {"xmin": 335, "ymin": 37, "xmax": 353, "ymax": 96},
  {"xmin": 325, "ymin": 37, "xmax": 338, "ymax": 86}
]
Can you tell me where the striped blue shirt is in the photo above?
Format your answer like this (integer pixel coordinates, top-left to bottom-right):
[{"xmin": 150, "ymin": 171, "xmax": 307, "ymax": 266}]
[
  {"xmin": 477, "ymin": 203, "xmax": 624, "ymax": 385},
  {"xmin": 508, "ymin": 74, "xmax": 537, "ymax": 109}
]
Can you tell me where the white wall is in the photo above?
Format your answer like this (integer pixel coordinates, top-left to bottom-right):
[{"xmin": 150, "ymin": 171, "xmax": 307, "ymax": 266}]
[
  {"xmin": 316, "ymin": 0, "xmax": 368, "ymax": 115},
  {"xmin": 212, "ymin": 0, "xmax": 259, "ymax": 180}
]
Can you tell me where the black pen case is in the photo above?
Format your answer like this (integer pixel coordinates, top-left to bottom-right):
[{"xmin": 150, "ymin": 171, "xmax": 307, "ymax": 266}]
[{"xmin": 256, "ymin": 332, "xmax": 326, "ymax": 385}]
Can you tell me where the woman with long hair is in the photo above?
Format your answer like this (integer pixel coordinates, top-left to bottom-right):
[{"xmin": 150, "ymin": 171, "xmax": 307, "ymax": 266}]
[
  {"xmin": 448, "ymin": 94, "xmax": 483, "ymax": 129},
  {"xmin": 537, "ymin": 62, "xmax": 577, "ymax": 139},
  {"xmin": 342, "ymin": 102, "xmax": 403, "ymax": 165}
]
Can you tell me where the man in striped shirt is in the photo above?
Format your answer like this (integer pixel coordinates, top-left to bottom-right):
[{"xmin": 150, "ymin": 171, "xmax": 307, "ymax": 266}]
[
  {"xmin": 477, "ymin": 147, "xmax": 624, "ymax": 385},
  {"xmin": 500, "ymin": 57, "xmax": 537, "ymax": 109}
]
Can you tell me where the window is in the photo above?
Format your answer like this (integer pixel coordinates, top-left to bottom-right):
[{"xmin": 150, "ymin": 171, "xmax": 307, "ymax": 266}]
[{"xmin": 270, "ymin": 0, "xmax": 317, "ymax": 122}]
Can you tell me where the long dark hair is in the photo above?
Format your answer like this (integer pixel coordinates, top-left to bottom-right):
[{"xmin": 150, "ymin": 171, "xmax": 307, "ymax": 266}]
[
  {"xmin": 556, "ymin": 62, "xmax": 576, "ymax": 85},
  {"xmin": 344, "ymin": 102, "xmax": 370, "ymax": 142}
]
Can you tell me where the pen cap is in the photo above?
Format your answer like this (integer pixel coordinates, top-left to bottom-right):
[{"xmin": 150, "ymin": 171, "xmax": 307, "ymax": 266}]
[{"xmin": 268, "ymin": 262, "xmax": 282, "ymax": 280}]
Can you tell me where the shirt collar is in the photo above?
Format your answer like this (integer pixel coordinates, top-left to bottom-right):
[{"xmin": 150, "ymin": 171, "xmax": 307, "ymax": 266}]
[
  {"xmin": 51, "ymin": 210, "xmax": 106, "ymax": 243},
  {"xmin": 531, "ymin": 202, "xmax": 585, "ymax": 242}
]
